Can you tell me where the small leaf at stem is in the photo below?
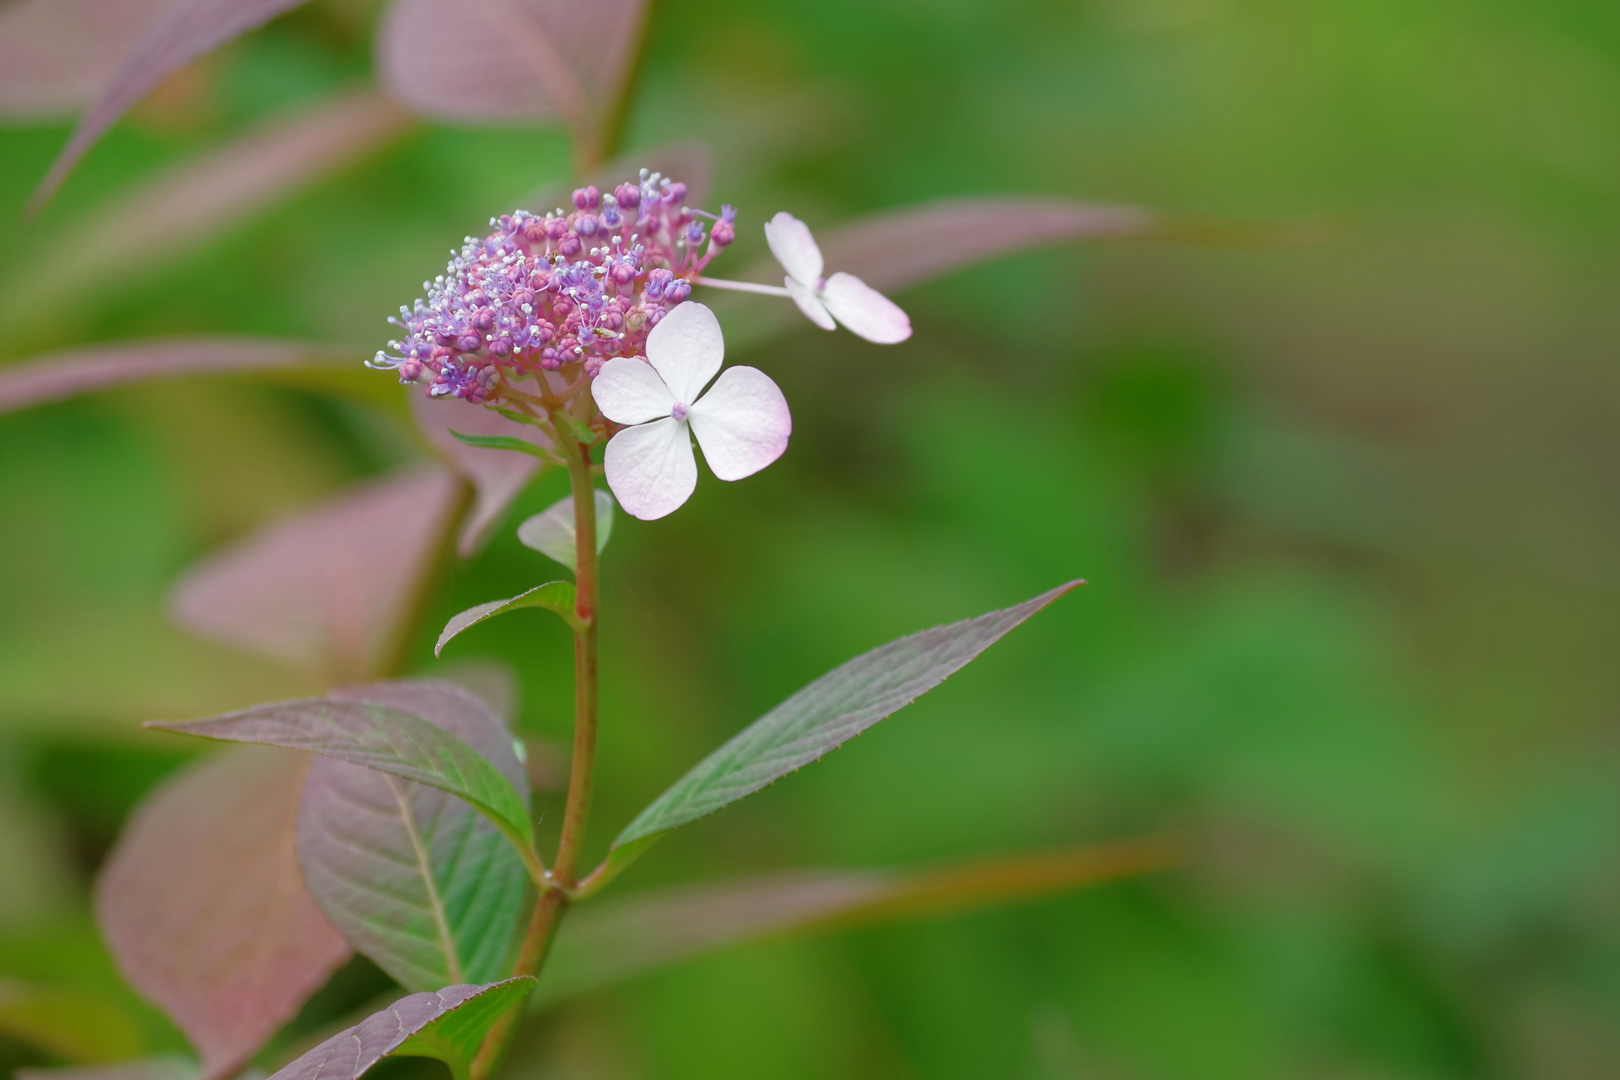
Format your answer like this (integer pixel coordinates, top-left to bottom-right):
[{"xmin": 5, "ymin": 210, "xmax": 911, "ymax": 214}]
[
  {"xmin": 297, "ymin": 682, "xmax": 531, "ymax": 993},
  {"xmin": 448, "ymin": 430, "xmax": 553, "ymax": 460},
  {"xmin": 558, "ymin": 411, "xmax": 599, "ymax": 446},
  {"xmin": 414, "ymin": 395, "xmax": 550, "ymax": 557},
  {"xmin": 265, "ymin": 979, "xmax": 535, "ymax": 1080},
  {"xmin": 96, "ymin": 749, "xmax": 352, "ymax": 1080},
  {"xmin": 436, "ymin": 582, "xmax": 582, "ymax": 656},
  {"xmin": 492, "ymin": 407, "xmax": 547, "ymax": 429},
  {"xmin": 534, "ymin": 838, "xmax": 1172, "ymax": 1008},
  {"xmin": 601, "ymin": 582, "xmax": 1083, "ymax": 882},
  {"xmin": 516, "ymin": 491, "xmax": 615, "ymax": 572},
  {"xmin": 146, "ymin": 698, "xmax": 538, "ymax": 879}
]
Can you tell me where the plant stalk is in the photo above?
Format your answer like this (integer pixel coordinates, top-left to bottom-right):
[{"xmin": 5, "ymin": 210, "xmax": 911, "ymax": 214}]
[{"xmin": 468, "ymin": 416, "xmax": 600, "ymax": 1080}]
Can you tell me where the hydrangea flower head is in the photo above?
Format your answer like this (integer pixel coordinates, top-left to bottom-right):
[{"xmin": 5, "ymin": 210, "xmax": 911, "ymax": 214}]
[
  {"xmin": 765, "ymin": 212, "xmax": 911, "ymax": 344},
  {"xmin": 591, "ymin": 302, "xmax": 791, "ymax": 520},
  {"xmin": 370, "ymin": 171, "xmax": 732, "ymax": 402}
]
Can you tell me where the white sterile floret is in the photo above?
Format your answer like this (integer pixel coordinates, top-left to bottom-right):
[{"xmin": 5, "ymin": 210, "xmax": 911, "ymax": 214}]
[
  {"xmin": 592, "ymin": 302, "xmax": 792, "ymax": 520},
  {"xmin": 764, "ymin": 211, "xmax": 912, "ymax": 344}
]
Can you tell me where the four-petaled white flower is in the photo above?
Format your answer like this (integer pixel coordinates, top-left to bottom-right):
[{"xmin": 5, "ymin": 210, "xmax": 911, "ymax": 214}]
[
  {"xmin": 592, "ymin": 302, "xmax": 792, "ymax": 521},
  {"xmin": 765, "ymin": 211, "xmax": 912, "ymax": 344}
]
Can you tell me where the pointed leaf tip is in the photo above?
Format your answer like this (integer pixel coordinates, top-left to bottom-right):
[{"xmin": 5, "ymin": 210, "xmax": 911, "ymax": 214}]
[
  {"xmin": 603, "ymin": 581, "xmax": 1083, "ymax": 876},
  {"xmin": 436, "ymin": 581, "xmax": 582, "ymax": 657}
]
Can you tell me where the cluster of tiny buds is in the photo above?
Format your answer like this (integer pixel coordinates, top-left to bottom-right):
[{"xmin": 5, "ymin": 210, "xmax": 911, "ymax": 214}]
[{"xmin": 371, "ymin": 170, "xmax": 737, "ymax": 403}]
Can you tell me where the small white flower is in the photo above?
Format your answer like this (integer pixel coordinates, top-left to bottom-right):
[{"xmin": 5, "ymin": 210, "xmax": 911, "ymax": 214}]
[
  {"xmin": 592, "ymin": 301, "xmax": 792, "ymax": 521},
  {"xmin": 764, "ymin": 211, "xmax": 912, "ymax": 344}
]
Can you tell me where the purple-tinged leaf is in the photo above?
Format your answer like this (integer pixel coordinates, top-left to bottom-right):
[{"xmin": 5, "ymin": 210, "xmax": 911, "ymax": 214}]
[
  {"xmin": 15, "ymin": 90, "xmax": 412, "ymax": 313},
  {"xmin": 0, "ymin": 0, "xmax": 177, "ymax": 119},
  {"xmin": 412, "ymin": 394, "xmax": 546, "ymax": 557},
  {"xmin": 146, "ymin": 694, "xmax": 541, "ymax": 883},
  {"xmin": 378, "ymin": 0, "xmax": 648, "ymax": 136},
  {"xmin": 516, "ymin": 490, "xmax": 614, "ymax": 572},
  {"xmin": 29, "ymin": 0, "xmax": 319, "ymax": 212},
  {"xmin": 16, "ymin": 1057, "xmax": 198, "ymax": 1080},
  {"xmin": 97, "ymin": 748, "xmax": 352, "ymax": 1080},
  {"xmin": 436, "ymin": 582, "xmax": 581, "ymax": 658},
  {"xmin": 813, "ymin": 196, "xmax": 1159, "ymax": 292},
  {"xmin": 169, "ymin": 468, "xmax": 462, "ymax": 682},
  {"xmin": 536, "ymin": 838, "xmax": 1174, "ymax": 1007},
  {"xmin": 266, "ymin": 979, "xmax": 534, "ymax": 1080},
  {"xmin": 604, "ymin": 582, "xmax": 1084, "ymax": 878},
  {"xmin": 432, "ymin": 659, "xmax": 520, "ymax": 727},
  {"xmin": 0, "ymin": 339, "xmax": 357, "ymax": 416},
  {"xmin": 0, "ymin": 981, "xmax": 147, "ymax": 1063},
  {"xmin": 296, "ymin": 682, "xmax": 530, "ymax": 992}
]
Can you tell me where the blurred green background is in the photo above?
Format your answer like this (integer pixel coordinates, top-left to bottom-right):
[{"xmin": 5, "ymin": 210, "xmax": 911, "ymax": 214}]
[{"xmin": 3, "ymin": 0, "xmax": 1620, "ymax": 1077}]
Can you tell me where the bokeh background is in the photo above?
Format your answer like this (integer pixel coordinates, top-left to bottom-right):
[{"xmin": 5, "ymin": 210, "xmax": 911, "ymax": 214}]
[{"xmin": 3, "ymin": 0, "xmax": 1620, "ymax": 1077}]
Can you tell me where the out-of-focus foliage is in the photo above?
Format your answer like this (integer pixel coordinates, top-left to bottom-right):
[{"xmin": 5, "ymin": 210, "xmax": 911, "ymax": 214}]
[{"xmin": 2, "ymin": 0, "xmax": 1618, "ymax": 1078}]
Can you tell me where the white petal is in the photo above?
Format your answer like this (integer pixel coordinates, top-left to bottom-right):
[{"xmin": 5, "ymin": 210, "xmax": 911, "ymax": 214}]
[
  {"xmin": 592, "ymin": 357, "xmax": 674, "ymax": 425},
  {"xmin": 784, "ymin": 275, "xmax": 837, "ymax": 331},
  {"xmin": 819, "ymin": 272, "xmax": 912, "ymax": 343},
  {"xmin": 764, "ymin": 211, "xmax": 825, "ymax": 286},
  {"xmin": 688, "ymin": 366, "xmax": 793, "ymax": 482},
  {"xmin": 602, "ymin": 417, "xmax": 697, "ymax": 521},
  {"xmin": 645, "ymin": 301, "xmax": 724, "ymax": 405}
]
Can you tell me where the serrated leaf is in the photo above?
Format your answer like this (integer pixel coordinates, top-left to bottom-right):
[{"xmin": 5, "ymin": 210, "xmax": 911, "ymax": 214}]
[
  {"xmin": 413, "ymin": 394, "xmax": 550, "ymax": 557},
  {"xmin": 296, "ymin": 682, "xmax": 531, "ymax": 993},
  {"xmin": 168, "ymin": 468, "xmax": 462, "ymax": 682},
  {"xmin": 0, "ymin": 980, "xmax": 147, "ymax": 1064},
  {"xmin": 535, "ymin": 839, "xmax": 1173, "ymax": 1008},
  {"xmin": 447, "ymin": 430, "xmax": 553, "ymax": 459},
  {"xmin": 0, "ymin": 339, "xmax": 357, "ymax": 415},
  {"xmin": 266, "ymin": 979, "xmax": 534, "ymax": 1080},
  {"xmin": 436, "ymin": 582, "xmax": 581, "ymax": 658},
  {"xmin": 607, "ymin": 582, "xmax": 1083, "ymax": 873},
  {"xmin": 30, "ymin": 0, "xmax": 319, "ymax": 212},
  {"xmin": 97, "ymin": 749, "xmax": 352, "ymax": 1080},
  {"xmin": 516, "ymin": 491, "xmax": 615, "ymax": 572},
  {"xmin": 146, "ymin": 697, "xmax": 540, "ymax": 883}
]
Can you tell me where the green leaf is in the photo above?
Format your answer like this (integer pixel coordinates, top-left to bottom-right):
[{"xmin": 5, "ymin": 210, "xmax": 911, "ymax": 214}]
[
  {"xmin": 558, "ymin": 411, "xmax": 599, "ymax": 446},
  {"xmin": 492, "ymin": 407, "xmax": 547, "ymax": 429},
  {"xmin": 297, "ymin": 683, "xmax": 531, "ymax": 992},
  {"xmin": 0, "ymin": 980, "xmax": 147, "ymax": 1063},
  {"xmin": 447, "ymin": 430, "xmax": 552, "ymax": 460},
  {"xmin": 516, "ymin": 491, "xmax": 615, "ymax": 572},
  {"xmin": 533, "ymin": 838, "xmax": 1171, "ymax": 1008},
  {"xmin": 436, "ymin": 582, "xmax": 581, "ymax": 657},
  {"xmin": 147, "ymin": 699, "xmax": 541, "ymax": 885},
  {"xmin": 266, "ymin": 979, "xmax": 535, "ymax": 1080},
  {"xmin": 602, "ymin": 582, "xmax": 1082, "ymax": 883}
]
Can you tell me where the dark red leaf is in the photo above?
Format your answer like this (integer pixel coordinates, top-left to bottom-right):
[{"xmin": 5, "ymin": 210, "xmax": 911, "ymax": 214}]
[{"xmin": 97, "ymin": 748, "xmax": 352, "ymax": 1080}]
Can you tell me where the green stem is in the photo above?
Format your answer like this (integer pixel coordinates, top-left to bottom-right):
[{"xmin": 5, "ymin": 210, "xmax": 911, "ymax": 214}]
[{"xmin": 468, "ymin": 415, "xmax": 600, "ymax": 1080}]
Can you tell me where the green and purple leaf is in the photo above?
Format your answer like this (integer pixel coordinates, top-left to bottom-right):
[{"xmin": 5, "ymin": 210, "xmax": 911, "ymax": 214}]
[
  {"xmin": 96, "ymin": 749, "xmax": 352, "ymax": 1080},
  {"xmin": 516, "ymin": 490, "xmax": 615, "ymax": 572},
  {"xmin": 30, "ymin": 0, "xmax": 319, "ymax": 211},
  {"xmin": 296, "ymin": 682, "xmax": 531, "ymax": 993},
  {"xmin": 604, "ymin": 582, "xmax": 1084, "ymax": 877},
  {"xmin": 536, "ymin": 838, "xmax": 1173, "ymax": 1007},
  {"xmin": 146, "ymin": 694, "xmax": 540, "ymax": 883},
  {"xmin": 168, "ymin": 468, "xmax": 462, "ymax": 682},
  {"xmin": 265, "ymin": 979, "xmax": 534, "ymax": 1080},
  {"xmin": 436, "ymin": 582, "xmax": 582, "ymax": 657},
  {"xmin": 0, "ymin": 339, "xmax": 358, "ymax": 416}
]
